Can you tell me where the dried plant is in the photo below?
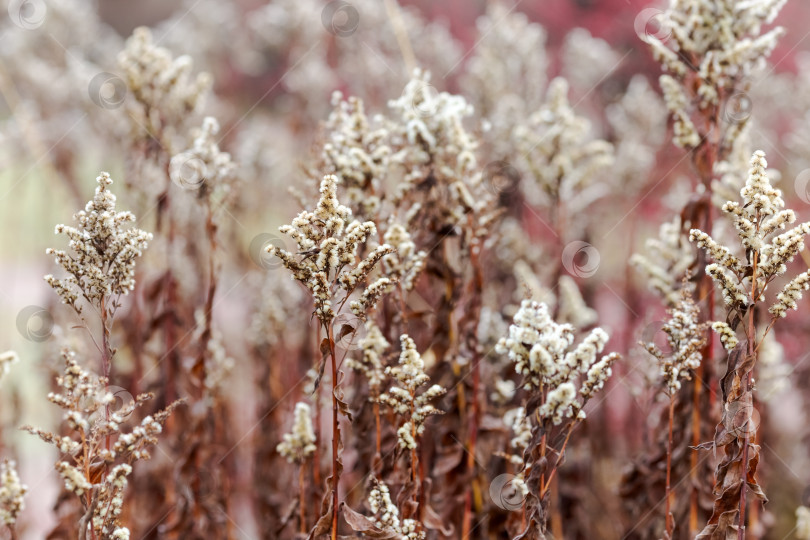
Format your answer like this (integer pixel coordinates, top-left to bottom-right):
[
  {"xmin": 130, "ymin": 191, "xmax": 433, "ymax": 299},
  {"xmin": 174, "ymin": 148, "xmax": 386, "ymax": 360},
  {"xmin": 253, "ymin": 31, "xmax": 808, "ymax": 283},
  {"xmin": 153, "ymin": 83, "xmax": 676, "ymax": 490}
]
[
  {"xmin": 268, "ymin": 173, "xmax": 394, "ymax": 538},
  {"xmin": 9, "ymin": 1, "xmax": 810, "ymax": 539},
  {"xmin": 0, "ymin": 459, "xmax": 26, "ymax": 539},
  {"xmin": 44, "ymin": 172, "xmax": 151, "ymax": 379},
  {"xmin": 641, "ymin": 289, "xmax": 709, "ymax": 538},
  {"xmin": 496, "ymin": 300, "xmax": 620, "ymax": 538},
  {"xmin": 23, "ymin": 352, "xmax": 177, "ymax": 540},
  {"xmin": 690, "ymin": 150, "xmax": 810, "ymax": 538}
]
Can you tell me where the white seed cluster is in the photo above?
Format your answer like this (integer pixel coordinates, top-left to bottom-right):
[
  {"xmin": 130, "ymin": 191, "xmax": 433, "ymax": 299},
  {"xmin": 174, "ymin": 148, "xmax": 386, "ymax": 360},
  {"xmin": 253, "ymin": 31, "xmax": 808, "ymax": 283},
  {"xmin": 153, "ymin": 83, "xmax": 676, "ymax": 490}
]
[
  {"xmin": 346, "ymin": 321, "xmax": 389, "ymax": 395},
  {"xmin": 368, "ymin": 479, "xmax": 425, "ymax": 540},
  {"xmin": 462, "ymin": 2, "xmax": 548, "ymax": 157},
  {"xmin": 690, "ymin": 151, "xmax": 810, "ymax": 319},
  {"xmin": 268, "ymin": 174, "xmax": 394, "ymax": 323},
  {"xmin": 118, "ymin": 27, "xmax": 211, "ymax": 148},
  {"xmin": 170, "ymin": 116, "xmax": 236, "ymax": 195},
  {"xmin": 276, "ymin": 402, "xmax": 316, "ymax": 464},
  {"xmin": 322, "ymin": 92, "xmax": 390, "ymax": 219},
  {"xmin": 507, "ymin": 407, "xmax": 532, "ymax": 466},
  {"xmin": 379, "ymin": 335, "xmax": 445, "ymax": 450},
  {"xmin": 387, "ymin": 69, "xmax": 495, "ymax": 230},
  {"xmin": 25, "ymin": 350, "xmax": 176, "ymax": 537},
  {"xmin": 647, "ymin": 0, "xmax": 785, "ymax": 106},
  {"xmin": 44, "ymin": 172, "xmax": 152, "ymax": 313},
  {"xmin": 643, "ymin": 292, "xmax": 707, "ymax": 394},
  {"xmin": 91, "ymin": 464, "xmax": 131, "ymax": 538},
  {"xmin": 659, "ymin": 74, "xmax": 700, "ymax": 148},
  {"xmin": 0, "ymin": 460, "xmax": 26, "ymax": 526},
  {"xmin": 711, "ymin": 322, "xmax": 739, "ymax": 351},
  {"xmin": 0, "ymin": 351, "xmax": 19, "ymax": 380},
  {"xmin": 630, "ymin": 216, "xmax": 694, "ymax": 307},
  {"xmin": 490, "ymin": 378, "xmax": 516, "ymax": 405},
  {"xmin": 513, "ymin": 77, "xmax": 614, "ymax": 216},
  {"xmin": 388, "ymin": 69, "xmax": 477, "ymax": 176},
  {"xmin": 382, "ymin": 223, "xmax": 426, "ymax": 291},
  {"xmin": 556, "ymin": 275, "xmax": 597, "ymax": 329},
  {"xmin": 496, "ymin": 300, "xmax": 619, "ymax": 425}
]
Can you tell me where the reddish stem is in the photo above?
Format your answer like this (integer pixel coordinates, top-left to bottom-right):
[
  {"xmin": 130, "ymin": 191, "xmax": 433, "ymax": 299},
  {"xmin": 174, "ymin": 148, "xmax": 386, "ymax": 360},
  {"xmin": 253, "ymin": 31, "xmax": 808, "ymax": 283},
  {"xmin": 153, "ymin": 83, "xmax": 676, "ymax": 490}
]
[
  {"xmin": 327, "ymin": 323, "xmax": 341, "ymax": 540},
  {"xmin": 665, "ymin": 396, "xmax": 675, "ymax": 537}
]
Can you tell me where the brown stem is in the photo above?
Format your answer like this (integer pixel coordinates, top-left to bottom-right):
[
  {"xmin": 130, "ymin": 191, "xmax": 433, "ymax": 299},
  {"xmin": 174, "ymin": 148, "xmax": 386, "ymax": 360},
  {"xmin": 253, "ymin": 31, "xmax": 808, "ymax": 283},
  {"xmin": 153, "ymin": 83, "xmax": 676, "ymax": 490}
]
[
  {"xmin": 540, "ymin": 423, "xmax": 576, "ymax": 498},
  {"xmin": 299, "ymin": 463, "xmax": 307, "ymax": 535},
  {"xmin": 665, "ymin": 395, "xmax": 675, "ymax": 537},
  {"xmin": 739, "ymin": 228, "xmax": 760, "ymax": 540},
  {"xmin": 738, "ymin": 315, "xmax": 756, "ymax": 539},
  {"xmin": 326, "ymin": 323, "xmax": 340, "ymax": 540},
  {"xmin": 313, "ymin": 325, "xmax": 322, "ymax": 489},
  {"xmin": 196, "ymin": 202, "xmax": 218, "ymax": 372},
  {"xmin": 550, "ymin": 478, "xmax": 563, "ymax": 540},
  {"xmin": 373, "ymin": 398, "xmax": 382, "ymax": 473},
  {"xmin": 100, "ymin": 297, "xmax": 112, "ymax": 453},
  {"xmin": 462, "ymin": 233, "xmax": 484, "ymax": 539}
]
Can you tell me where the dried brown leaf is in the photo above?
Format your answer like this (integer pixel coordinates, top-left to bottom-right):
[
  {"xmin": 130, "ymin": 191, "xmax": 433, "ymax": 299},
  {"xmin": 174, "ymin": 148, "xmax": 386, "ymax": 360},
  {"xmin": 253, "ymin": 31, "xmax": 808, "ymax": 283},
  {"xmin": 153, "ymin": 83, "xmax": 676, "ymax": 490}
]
[{"xmin": 340, "ymin": 503, "xmax": 399, "ymax": 539}]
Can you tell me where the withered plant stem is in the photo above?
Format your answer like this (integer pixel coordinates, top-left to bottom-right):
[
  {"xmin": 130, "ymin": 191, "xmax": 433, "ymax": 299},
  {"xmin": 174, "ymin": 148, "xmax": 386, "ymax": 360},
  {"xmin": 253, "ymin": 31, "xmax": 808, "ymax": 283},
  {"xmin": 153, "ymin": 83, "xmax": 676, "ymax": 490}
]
[
  {"xmin": 738, "ymin": 245, "xmax": 759, "ymax": 540},
  {"xmin": 326, "ymin": 323, "xmax": 341, "ymax": 540},
  {"xmin": 665, "ymin": 396, "xmax": 675, "ymax": 537},
  {"xmin": 299, "ymin": 463, "xmax": 307, "ymax": 535}
]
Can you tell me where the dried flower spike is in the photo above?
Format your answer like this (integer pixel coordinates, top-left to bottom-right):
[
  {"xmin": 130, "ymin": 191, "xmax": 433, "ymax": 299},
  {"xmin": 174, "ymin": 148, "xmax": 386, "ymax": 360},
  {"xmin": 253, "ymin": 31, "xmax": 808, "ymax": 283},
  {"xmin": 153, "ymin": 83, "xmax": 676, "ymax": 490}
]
[
  {"xmin": 643, "ymin": 290, "xmax": 709, "ymax": 394},
  {"xmin": 379, "ymin": 335, "xmax": 445, "ymax": 450},
  {"xmin": 0, "ymin": 460, "xmax": 26, "ymax": 527},
  {"xmin": 268, "ymin": 173, "xmax": 394, "ymax": 323},
  {"xmin": 276, "ymin": 402, "xmax": 317, "ymax": 464},
  {"xmin": 44, "ymin": 172, "xmax": 152, "ymax": 314}
]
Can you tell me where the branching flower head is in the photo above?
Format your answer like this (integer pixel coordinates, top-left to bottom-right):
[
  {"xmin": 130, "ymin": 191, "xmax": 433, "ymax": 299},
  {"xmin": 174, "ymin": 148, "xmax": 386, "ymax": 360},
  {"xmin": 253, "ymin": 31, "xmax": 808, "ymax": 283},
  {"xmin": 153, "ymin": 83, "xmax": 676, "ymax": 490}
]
[
  {"xmin": 321, "ymin": 91, "xmax": 391, "ymax": 219},
  {"xmin": 381, "ymin": 222, "xmax": 426, "ymax": 291},
  {"xmin": 170, "ymin": 116, "xmax": 237, "ymax": 199},
  {"xmin": 24, "ymin": 350, "xmax": 178, "ymax": 538},
  {"xmin": 690, "ymin": 151, "xmax": 810, "ymax": 319},
  {"xmin": 346, "ymin": 320, "xmax": 389, "ymax": 396},
  {"xmin": 388, "ymin": 69, "xmax": 477, "ymax": 177},
  {"xmin": 367, "ymin": 478, "xmax": 425, "ymax": 539},
  {"xmin": 643, "ymin": 290, "xmax": 709, "ymax": 394},
  {"xmin": 44, "ymin": 172, "xmax": 152, "ymax": 314},
  {"xmin": 496, "ymin": 300, "xmax": 619, "ymax": 424},
  {"xmin": 513, "ymin": 77, "xmax": 614, "ymax": 216},
  {"xmin": 630, "ymin": 216, "xmax": 695, "ymax": 307},
  {"xmin": 118, "ymin": 26, "xmax": 211, "ymax": 149},
  {"xmin": 268, "ymin": 174, "xmax": 394, "ymax": 323},
  {"xmin": 647, "ymin": 0, "xmax": 785, "ymax": 105},
  {"xmin": 379, "ymin": 335, "xmax": 445, "ymax": 450}
]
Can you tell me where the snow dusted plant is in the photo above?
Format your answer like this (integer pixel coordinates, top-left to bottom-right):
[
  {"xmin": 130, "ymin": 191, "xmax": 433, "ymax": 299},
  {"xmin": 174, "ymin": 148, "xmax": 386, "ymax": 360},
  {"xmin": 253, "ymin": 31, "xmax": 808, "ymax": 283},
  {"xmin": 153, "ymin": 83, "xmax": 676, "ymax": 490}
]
[
  {"xmin": 496, "ymin": 300, "xmax": 619, "ymax": 537},
  {"xmin": 689, "ymin": 150, "xmax": 810, "ymax": 538}
]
